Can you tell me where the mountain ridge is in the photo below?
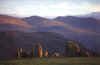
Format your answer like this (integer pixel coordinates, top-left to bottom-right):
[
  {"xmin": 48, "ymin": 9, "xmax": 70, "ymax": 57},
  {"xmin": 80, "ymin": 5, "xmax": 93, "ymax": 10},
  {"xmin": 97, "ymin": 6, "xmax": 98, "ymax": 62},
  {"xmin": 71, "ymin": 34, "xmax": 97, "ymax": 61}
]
[{"xmin": 0, "ymin": 14, "xmax": 100, "ymax": 53}]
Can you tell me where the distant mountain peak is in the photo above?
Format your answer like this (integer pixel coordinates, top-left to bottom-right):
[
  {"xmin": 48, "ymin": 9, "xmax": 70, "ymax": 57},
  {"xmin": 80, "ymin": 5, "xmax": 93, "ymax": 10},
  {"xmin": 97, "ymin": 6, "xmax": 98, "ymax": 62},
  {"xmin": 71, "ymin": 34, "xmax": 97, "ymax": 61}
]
[
  {"xmin": 24, "ymin": 15, "xmax": 48, "ymax": 20},
  {"xmin": 91, "ymin": 12, "xmax": 100, "ymax": 14},
  {"xmin": 77, "ymin": 12, "xmax": 100, "ymax": 19}
]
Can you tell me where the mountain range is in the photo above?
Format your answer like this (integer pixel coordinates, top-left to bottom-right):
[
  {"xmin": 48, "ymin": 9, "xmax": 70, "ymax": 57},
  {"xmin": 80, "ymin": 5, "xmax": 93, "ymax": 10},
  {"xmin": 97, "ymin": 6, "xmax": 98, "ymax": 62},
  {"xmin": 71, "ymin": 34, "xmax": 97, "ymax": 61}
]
[
  {"xmin": 0, "ymin": 12, "xmax": 100, "ymax": 59},
  {"xmin": 23, "ymin": 13, "xmax": 100, "ymax": 52}
]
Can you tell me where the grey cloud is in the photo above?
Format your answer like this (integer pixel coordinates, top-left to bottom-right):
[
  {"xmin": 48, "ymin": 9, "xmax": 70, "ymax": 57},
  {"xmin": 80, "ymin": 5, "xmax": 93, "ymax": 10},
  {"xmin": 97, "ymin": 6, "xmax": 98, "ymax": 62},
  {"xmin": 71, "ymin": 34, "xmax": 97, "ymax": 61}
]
[{"xmin": 67, "ymin": 0, "xmax": 100, "ymax": 5}]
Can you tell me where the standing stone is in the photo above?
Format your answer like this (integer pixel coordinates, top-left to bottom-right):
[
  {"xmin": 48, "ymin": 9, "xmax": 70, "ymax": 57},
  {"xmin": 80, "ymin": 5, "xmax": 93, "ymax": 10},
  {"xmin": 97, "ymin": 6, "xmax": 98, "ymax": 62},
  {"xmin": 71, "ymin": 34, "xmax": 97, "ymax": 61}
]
[
  {"xmin": 45, "ymin": 50, "xmax": 48, "ymax": 57},
  {"xmin": 17, "ymin": 48, "xmax": 23, "ymax": 58},
  {"xmin": 39, "ymin": 45, "xmax": 43, "ymax": 57}
]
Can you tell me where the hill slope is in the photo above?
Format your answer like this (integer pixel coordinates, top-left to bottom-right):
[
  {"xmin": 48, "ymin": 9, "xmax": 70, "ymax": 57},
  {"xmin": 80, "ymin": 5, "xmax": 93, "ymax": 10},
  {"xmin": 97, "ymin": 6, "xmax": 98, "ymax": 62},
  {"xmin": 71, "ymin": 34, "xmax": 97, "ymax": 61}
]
[
  {"xmin": 0, "ymin": 15, "xmax": 31, "ymax": 31},
  {"xmin": 23, "ymin": 16, "xmax": 100, "ymax": 52}
]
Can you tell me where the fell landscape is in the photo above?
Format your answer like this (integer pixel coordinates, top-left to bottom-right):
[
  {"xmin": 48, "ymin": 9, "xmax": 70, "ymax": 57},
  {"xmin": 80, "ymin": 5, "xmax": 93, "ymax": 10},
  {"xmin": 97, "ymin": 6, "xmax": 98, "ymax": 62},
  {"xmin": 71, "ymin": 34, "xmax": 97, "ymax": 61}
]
[{"xmin": 0, "ymin": 0, "xmax": 100, "ymax": 65}]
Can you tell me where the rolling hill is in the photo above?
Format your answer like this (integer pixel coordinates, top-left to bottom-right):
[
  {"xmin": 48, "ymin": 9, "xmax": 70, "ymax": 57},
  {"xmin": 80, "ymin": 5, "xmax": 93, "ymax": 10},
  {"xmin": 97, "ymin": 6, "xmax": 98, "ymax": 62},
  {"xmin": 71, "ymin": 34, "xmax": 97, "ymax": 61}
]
[{"xmin": 0, "ymin": 15, "xmax": 31, "ymax": 32}]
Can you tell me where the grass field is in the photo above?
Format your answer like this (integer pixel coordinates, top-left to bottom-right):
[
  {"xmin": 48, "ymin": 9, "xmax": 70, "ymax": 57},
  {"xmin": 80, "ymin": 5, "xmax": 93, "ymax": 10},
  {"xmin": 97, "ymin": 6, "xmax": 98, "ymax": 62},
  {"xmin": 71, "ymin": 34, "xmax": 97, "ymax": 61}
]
[{"xmin": 0, "ymin": 57, "xmax": 100, "ymax": 65}]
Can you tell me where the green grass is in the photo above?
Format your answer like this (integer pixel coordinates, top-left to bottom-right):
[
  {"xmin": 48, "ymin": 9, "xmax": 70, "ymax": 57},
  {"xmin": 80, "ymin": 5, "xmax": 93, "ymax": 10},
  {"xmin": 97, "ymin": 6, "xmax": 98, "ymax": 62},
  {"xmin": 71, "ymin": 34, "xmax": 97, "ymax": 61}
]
[{"xmin": 0, "ymin": 57, "xmax": 100, "ymax": 65}]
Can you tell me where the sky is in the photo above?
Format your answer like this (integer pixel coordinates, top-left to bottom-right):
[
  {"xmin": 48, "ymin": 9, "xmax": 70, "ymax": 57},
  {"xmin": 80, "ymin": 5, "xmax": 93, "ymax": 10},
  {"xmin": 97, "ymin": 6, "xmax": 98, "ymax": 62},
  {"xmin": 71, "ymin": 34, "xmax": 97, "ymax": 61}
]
[{"xmin": 0, "ymin": 0, "xmax": 100, "ymax": 17}]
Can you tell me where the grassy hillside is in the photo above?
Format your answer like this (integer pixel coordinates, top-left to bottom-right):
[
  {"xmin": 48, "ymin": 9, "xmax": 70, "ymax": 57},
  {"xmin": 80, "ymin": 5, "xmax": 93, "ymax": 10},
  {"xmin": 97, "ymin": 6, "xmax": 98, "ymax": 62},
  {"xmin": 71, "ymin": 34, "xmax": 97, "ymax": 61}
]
[{"xmin": 0, "ymin": 57, "xmax": 100, "ymax": 65}]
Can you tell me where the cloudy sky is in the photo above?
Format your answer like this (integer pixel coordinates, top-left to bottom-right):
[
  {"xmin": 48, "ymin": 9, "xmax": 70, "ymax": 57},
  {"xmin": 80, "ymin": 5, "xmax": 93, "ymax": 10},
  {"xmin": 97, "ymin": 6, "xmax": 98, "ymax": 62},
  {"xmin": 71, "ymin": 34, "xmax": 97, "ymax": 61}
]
[{"xmin": 0, "ymin": 0, "xmax": 100, "ymax": 17}]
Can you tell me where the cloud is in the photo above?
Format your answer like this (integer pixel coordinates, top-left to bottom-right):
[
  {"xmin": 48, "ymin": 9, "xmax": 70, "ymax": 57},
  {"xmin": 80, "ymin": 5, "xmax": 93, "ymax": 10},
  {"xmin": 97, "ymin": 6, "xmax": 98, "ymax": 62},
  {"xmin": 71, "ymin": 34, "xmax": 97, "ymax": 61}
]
[
  {"xmin": 0, "ymin": 0, "xmax": 100, "ymax": 17},
  {"xmin": 84, "ymin": 0, "xmax": 100, "ymax": 5},
  {"xmin": 67, "ymin": 0, "xmax": 100, "ymax": 5}
]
